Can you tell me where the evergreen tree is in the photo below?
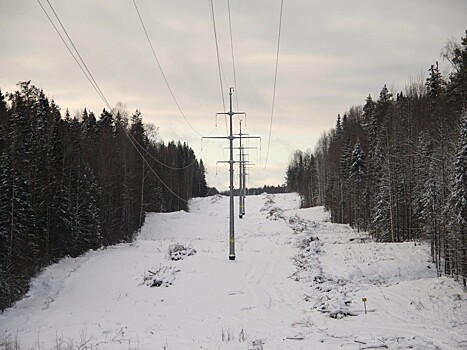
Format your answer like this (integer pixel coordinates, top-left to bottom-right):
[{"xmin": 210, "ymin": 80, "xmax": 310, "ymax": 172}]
[
  {"xmin": 350, "ymin": 140, "xmax": 366, "ymax": 231},
  {"xmin": 339, "ymin": 138, "xmax": 352, "ymax": 223},
  {"xmin": 446, "ymin": 30, "xmax": 467, "ymax": 113},
  {"xmin": 450, "ymin": 111, "xmax": 467, "ymax": 285},
  {"xmin": 426, "ymin": 62, "xmax": 446, "ymax": 107}
]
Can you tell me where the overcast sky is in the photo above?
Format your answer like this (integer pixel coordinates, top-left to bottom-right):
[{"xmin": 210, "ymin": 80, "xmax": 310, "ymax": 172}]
[{"xmin": 1, "ymin": 1, "xmax": 466, "ymax": 190}]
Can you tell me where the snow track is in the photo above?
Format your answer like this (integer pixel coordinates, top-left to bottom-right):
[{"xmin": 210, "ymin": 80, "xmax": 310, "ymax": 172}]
[{"xmin": 1, "ymin": 193, "xmax": 466, "ymax": 349}]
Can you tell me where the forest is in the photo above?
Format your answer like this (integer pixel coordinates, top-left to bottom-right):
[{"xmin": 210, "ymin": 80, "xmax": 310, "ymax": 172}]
[
  {"xmin": 0, "ymin": 82, "xmax": 209, "ymax": 310},
  {"xmin": 286, "ymin": 31, "xmax": 467, "ymax": 286}
]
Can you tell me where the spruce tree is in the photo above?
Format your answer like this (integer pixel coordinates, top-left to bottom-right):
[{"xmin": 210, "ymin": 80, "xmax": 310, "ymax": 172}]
[
  {"xmin": 450, "ymin": 111, "xmax": 467, "ymax": 285},
  {"xmin": 350, "ymin": 141, "xmax": 366, "ymax": 232}
]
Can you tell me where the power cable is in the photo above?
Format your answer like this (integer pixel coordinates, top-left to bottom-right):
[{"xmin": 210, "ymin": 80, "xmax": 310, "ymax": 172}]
[
  {"xmin": 36, "ymin": 0, "xmax": 111, "ymax": 110},
  {"xmin": 264, "ymin": 0, "xmax": 284, "ymax": 169},
  {"xmin": 121, "ymin": 123, "xmax": 190, "ymax": 203},
  {"xmin": 208, "ymin": 0, "xmax": 228, "ymax": 134},
  {"xmin": 45, "ymin": 0, "xmax": 111, "ymax": 110},
  {"xmin": 125, "ymin": 128, "xmax": 198, "ymax": 171},
  {"xmin": 38, "ymin": 0, "xmax": 191, "ymax": 203},
  {"xmin": 132, "ymin": 0, "xmax": 202, "ymax": 137}
]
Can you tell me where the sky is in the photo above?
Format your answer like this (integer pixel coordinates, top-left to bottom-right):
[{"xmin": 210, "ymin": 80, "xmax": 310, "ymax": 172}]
[{"xmin": 1, "ymin": 1, "xmax": 466, "ymax": 191}]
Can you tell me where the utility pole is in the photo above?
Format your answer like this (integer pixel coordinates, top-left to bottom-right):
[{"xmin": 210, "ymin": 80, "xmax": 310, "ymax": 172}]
[
  {"xmin": 239, "ymin": 121, "xmax": 243, "ymax": 219},
  {"xmin": 203, "ymin": 88, "xmax": 260, "ymax": 260},
  {"xmin": 225, "ymin": 88, "xmax": 238, "ymax": 260},
  {"xmin": 241, "ymin": 149, "xmax": 249, "ymax": 216},
  {"xmin": 234, "ymin": 121, "xmax": 259, "ymax": 219},
  {"xmin": 233, "ymin": 146, "xmax": 256, "ymax": 218},
  {"xmin": 242, "ymin": 147, "xmax": 246, "ymax": 216}
]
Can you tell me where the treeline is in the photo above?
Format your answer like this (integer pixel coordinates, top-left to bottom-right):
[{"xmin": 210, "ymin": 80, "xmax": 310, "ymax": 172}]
[
  {"xmin": 0, "ymin": 82, "xmax": 208, "ymax": 310},
  {"xmin": 245, "ymin": 184, "xmax": 288, "ymax": 195},
  {"xmin": 222, "ymin": 184, "xmax": 287, "ymax": 196},
  {"xmin": 286, "ymin": 31, "xmax": 467, "ymax": 285}
]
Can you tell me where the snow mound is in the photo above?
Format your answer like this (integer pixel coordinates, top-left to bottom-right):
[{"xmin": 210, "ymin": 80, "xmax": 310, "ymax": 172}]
[
  {"xmin": 142, "ymin": 266, "xmax": 180, "ymax": 287},
  {"xmin": 260, "ymin": 194, "xmax": 286, "ymax": 220},
  {"xmin": 209, "ymin": 194, "xmax": 224, "ymax": 203},
  {"xmin": 168, "ymin": 243, "xmax": 196, "ymax": 261},
  {"xmin": 249, "ymin": 338, "xmax": 266, "ymax": 350}
]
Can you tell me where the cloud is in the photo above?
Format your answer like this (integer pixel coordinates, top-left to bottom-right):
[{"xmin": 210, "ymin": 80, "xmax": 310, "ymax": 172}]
[{"xmin": 1, "ymin": 0, "xmax": 466, "ymax": 190}]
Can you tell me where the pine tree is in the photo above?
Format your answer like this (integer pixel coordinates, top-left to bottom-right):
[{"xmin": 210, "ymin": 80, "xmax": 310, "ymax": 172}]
[
  {"xmin": 377, "ymin": 84, "xmax": 392, "ymax": 116},
  {"xmin": 426, "ymin": 62, "xmax": 446, "ymax": 107},
  {"xmin": 362, "ymin": 94, "xmax": 376, "ymax": 128},
  {"xmin": 446, "ymin": 30, "xmax": 467, "ymax": 114},
  {"xmin": 350, "ymin": 140, "xmax": 366, "ymax": 232},
  {"xmin": 0, "ymin": 85, "xmax": 39, "ymax": 309},
  {"xmin": 335, "ymin": 114, "xmax": 343, "ymax": 139},
  {"xmin": 339, "ymin": 138, "xmax": 352, "ymax": 223},
  {"xmin": 450, "ymin": 111, "xmax": 467, "ymax": 285},
  {"xmin": 306, "ymin": 153, "xmax": 319, "ymax": 207}
]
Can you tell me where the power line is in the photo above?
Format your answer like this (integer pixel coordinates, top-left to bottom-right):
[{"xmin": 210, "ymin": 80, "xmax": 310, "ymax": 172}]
[
  {"xmin": 45, "ymin": 0, "xmax": 111, "ymax": 110},
  {"xmin": 264, "ymin": 0, "xmax": 284, "ymax": 169},
  {"xmin": 36, "ymin": 0, "xmax": 111, "ymax": 110},
  {"xmin": 208, "ymin": 0, "xmax": 228, "ymax": 134},
  {"xmin": 132, "ymin": 0, "xmax": 202, "ymax": 137},
  {"xmin": 125, "ymin": 129, "xmax": 198, "ymax": 171},
  {"xmin": 37, "ymin": 0, "xmax": 192, "ymax": 203},
  {"xmin": 227, "ymin": 0, "xmax": 239, "ymax": 111},
  {"xmin": 121, "ymin": 124, "xmax": 191, "ymax": 203}
]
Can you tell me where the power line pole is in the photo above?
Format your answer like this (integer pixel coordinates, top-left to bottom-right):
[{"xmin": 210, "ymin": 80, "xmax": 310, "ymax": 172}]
[
  {"xmin": 203, "ymin": 88, "xmax": 243, "ymax": 261},
  {"xmin": 233, "ymin": 146, "xmax": 257, "ymax": 218},
  {"xmin": 241, "ymin": 151, "xmax": 257, "ymax": 215},
  {"xmin": 239, "ymin": 121, "xmax": 243, "ymax": 219},
  {"xmin": 234, "ymin": 121, "xmax": 259, "ymax": 219},
  {"xmin": 243, "ymin": 149, "xmax": 248, "ymax": 215},
  {"xmin": 203, "ymin": 88, "xmax": 259, "ymax": 260}
]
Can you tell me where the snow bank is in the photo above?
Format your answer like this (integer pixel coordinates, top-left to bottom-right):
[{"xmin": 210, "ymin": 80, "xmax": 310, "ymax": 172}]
[{"xmin": 288, "ymin": 207, "xmax": 467, "ymax": 349}]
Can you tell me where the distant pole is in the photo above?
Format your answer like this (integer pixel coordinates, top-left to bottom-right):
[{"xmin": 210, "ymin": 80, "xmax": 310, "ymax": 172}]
[
  {"xmin": 233, "ymin": 146, "xmax": 257, "ymax": 217},
  {"xmin": 228, "ymin": 88, "xmax": 236, "ymax": 260},
  {"xmin": 242, "ymin": 147, "xmax": 246, "ymax": 216},
  {"xmin": 239, "ymin": 120, "xmax": 243, "ymax": 219}
]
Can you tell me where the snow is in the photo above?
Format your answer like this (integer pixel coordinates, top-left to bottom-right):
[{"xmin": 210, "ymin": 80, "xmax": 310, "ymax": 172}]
[{"xmin": 1, "ymin": 193, "xmax": 466, "ymax": 349}]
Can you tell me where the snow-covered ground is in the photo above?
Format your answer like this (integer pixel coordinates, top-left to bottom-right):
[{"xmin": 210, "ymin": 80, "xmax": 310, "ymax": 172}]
[{"xmin": 1, "ymin": 193, "xmax": 466, "ymax": 349}]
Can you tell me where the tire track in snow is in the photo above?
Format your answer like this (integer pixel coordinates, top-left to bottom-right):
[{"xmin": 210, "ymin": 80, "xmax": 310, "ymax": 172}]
[{"xmin": 236, "ymin": 194, "xmax": 310, "ymax": 345}]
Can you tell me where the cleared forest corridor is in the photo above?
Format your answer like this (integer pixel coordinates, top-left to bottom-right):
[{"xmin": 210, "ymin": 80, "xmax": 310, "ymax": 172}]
[{"xmin": 1, "ymin": 194, "xmax": 466, "ymax": 349}]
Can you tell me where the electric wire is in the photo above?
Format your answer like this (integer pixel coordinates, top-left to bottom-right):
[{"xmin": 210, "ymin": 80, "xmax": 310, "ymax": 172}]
[
  {"xmin": 36, "ymin": 0, "xmax": 111, "ymax": 110},
  {"xmin": 208, "ymin": 0, "xmax": 226, "ymax": 111},
  {"xmin": 208, "ymin": 0, "xmax": 228, "ymax": 134},
  {"xmin": 264, "ymin": 0, "xmax": 284, "ymax": 169},
  {"xmin": 122, "ymin": 124, "xmax": 190, "ymax": 203},
  {"xmin": 38, "ymin": 0, "xmax": 191, "ymax": 203},
  {"xmin": 125, "ymin": 129, "xmax": 198, "ymax": 171},
  {"xmin": 132, "ymin": 0, "xmax": 202, "ymax": 137},
  {"xmin": 45, "ymin": 0, "xmax": 111, "ymax": 110},
  {"xmin": 38, "ymin": 0, "xmax": 242, "ymax": 198}
]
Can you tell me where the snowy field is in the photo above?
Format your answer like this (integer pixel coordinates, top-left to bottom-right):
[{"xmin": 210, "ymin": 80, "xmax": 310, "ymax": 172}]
[{"xmin": 1, "ymin": 193, "xmax": 466, "ymax": 349}]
